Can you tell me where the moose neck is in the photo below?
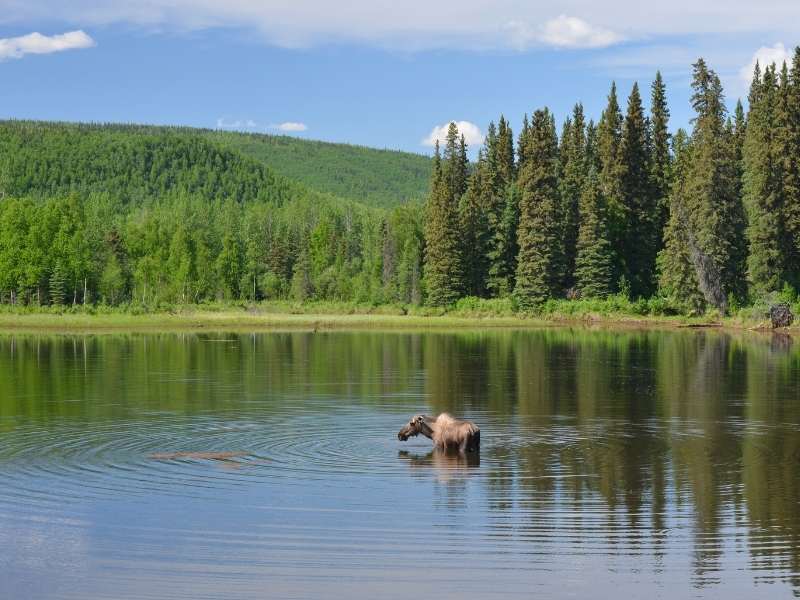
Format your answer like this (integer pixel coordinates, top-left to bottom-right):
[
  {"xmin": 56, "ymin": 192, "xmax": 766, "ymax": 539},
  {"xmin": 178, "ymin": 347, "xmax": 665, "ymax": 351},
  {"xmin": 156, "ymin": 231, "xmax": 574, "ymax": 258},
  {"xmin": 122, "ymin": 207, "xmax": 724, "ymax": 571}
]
[{"xmin": 418, "ymin": 416, "xmax": 436, "ymax": 439}]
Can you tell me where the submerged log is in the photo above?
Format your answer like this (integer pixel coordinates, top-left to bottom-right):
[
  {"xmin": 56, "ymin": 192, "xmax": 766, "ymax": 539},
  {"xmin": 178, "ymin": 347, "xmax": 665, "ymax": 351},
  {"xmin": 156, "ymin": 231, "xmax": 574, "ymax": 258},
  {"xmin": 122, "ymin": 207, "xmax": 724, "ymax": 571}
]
[{"xmin": 148, "ymin": 451, "xmax": 249, "ymax": 462}]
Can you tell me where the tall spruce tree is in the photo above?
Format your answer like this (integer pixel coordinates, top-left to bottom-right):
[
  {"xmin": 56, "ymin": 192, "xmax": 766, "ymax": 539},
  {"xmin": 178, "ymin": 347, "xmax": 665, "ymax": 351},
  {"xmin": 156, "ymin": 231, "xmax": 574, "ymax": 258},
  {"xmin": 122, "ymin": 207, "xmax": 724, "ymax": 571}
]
[
  {"xmin": 485, "ymin": 116, "xmax": 517, "ymax": 296},
  {"xmin": 514, "ymin": 109, "xmax": 563, "ymax": 309},
  {"xmin": 657, "ymin": 130, "xmax": 706, "ymax": 312},
  {"xmin": 559, "ymin": 104, "xmax": 587, "ymax": 291},
  {"xmin": 782, "ymin": 49, "xmax": 800, "ymax": 288},
  {"xmin": 743, "ymin": 63, "xmax": 785, "ymax": 294},
  {"xmin": 620, "ymin": 82, "xmax": 658, "ymax": 297},
  {"xmin": 495, "ymin": 116, "xmax": 516, "ymax": 185},
  {"xmin": 460, "ymin": 150, "xmax": 491, "ymax": 297},
  {"xmin": 658, "ymin": 59, "xmax": 743, "ymax": 312},
  {"xmin": 596, "ymin": 82, "xmax": 626, "ymax": 290},
  {"xmin": 517, "ymin": 114, "xmax": 531, "ymax": 172},
  {"xmin": 650, "ymin": 71, "xmax": 671, "ymax": 240},
  {"xmin": 424, "ymin": 125, "xmax": 467, "ymax": 305},
  {"xmin": 575, "ymin": 168, "xmax": 614, "ymax": 297}
]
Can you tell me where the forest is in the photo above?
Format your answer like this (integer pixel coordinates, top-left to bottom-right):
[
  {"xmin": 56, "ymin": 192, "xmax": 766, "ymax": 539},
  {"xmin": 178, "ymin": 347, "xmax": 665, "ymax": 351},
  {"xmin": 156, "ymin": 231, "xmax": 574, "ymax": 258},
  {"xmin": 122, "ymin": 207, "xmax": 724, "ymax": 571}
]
[{"xmin": 0, "ymin": 51, "xmax": 799, "ymax": 315}]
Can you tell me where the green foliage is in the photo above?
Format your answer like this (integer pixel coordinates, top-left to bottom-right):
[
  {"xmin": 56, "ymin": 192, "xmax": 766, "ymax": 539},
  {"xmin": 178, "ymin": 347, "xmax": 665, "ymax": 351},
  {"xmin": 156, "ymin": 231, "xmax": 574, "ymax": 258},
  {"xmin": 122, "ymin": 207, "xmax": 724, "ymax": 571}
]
[
  {"xmin": 514, "ymin": 109, "xmax": 563, "ymax": 309},
  {"xmin": 423, "ymin": 128, "xmax": 467, "ymax": 306},
  {"xmin": 559, "ymin": 104, "xmax": 586, "ymax": 290},
  {"xmin": 99, "ymin": 252, "xmax": 126, "ymax": 305},
  {"xmin": 658, "ymin": 60, "xmax": 746, "ymax": 313},
  {"xmin": 650, "ymin": 71, "xmax": 672, "ymax": 231},
  {"xmin": 620, "ymin": 82, "xmax": 658, "ymax": 297},
  {"xmin": 49, "ymin": 263, "xmax": 66, "ymax": 306},
  {"xmin": 459, "ymin": 153, "xmax": 491, "ymax": 297},
  {"xmin": 5, "ymin": 52, "xmax": 800, "ymax": 318},
  {"xmin": 0, "ymin": 121, "xmax": 304, "ymax": 207},
  {"xmin": 575, "ymin": 169, "xmax": 614, "ymax": 298},
  {"xmin": 743, "ymin": 64, "xmax": 786, "ymax": 294},
  {"xmin": 597, "ymin": 82, "xmax": 626, "ymax": 286},
  {"xmin": 208, "ymin": 130, "xmax": 432, "ymax": 209}
]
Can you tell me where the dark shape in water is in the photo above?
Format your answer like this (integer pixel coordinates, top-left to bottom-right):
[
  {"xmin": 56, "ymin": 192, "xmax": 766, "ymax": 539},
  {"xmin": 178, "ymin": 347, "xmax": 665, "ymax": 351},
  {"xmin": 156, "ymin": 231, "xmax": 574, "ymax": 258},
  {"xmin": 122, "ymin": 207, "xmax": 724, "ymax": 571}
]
[
  {"xmin": 148, "ymin": 451, "xmax": 249, "ymax": 462},
  {"xmin": 397, "ymin": 413, "xmax": 480, "ymax": 453},
  {"xmin": 770, "ymin": 303, "xmax": 794, "ymax": 328}
]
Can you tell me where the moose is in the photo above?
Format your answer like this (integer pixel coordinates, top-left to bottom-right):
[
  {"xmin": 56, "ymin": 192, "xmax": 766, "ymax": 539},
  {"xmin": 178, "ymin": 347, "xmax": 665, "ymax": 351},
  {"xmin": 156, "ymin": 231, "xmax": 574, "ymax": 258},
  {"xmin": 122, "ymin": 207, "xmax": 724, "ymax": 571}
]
[{"xmin": 397, "ymin": 414, "xmax": 480, "ymax": 453}]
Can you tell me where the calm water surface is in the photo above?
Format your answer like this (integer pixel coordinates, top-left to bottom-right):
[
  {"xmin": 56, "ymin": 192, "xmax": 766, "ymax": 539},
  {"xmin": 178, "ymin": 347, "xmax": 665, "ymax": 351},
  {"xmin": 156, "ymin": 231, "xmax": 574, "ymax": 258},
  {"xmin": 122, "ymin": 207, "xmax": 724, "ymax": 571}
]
[{"xmin": 1, "ymin": 329, "xmax": 799, "ymax": 599}]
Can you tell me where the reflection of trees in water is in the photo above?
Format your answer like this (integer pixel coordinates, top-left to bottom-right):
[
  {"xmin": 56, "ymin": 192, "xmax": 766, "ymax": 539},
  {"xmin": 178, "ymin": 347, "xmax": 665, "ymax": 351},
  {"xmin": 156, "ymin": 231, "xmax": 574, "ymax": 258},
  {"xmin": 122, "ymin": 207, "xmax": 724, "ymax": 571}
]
[
  {"xmin": 2, "ymin": 329, "xmax": 800, "ymax": 591},
  {"xmin": 419, "ymin": 329, "xmax": 800, "ymax": 592}
]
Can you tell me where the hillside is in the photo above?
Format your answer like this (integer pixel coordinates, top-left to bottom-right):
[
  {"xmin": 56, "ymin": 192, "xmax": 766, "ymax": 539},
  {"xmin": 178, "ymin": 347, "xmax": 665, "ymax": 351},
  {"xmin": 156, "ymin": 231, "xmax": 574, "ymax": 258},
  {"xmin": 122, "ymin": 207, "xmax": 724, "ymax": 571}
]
[
  {"xmin": 0, "ymin": 120, "xmax": 329, "ymax": 207},
  {"xmin": 205, "ymin": 131, "xmax": 432, "ymax": 208},
  {"xmin": 0, "ymin": 120, "xmax": 432, "ymax": 209},
  {"xmin": 0, "ymin": 120, "xmax": 425, "ymax": 308}
]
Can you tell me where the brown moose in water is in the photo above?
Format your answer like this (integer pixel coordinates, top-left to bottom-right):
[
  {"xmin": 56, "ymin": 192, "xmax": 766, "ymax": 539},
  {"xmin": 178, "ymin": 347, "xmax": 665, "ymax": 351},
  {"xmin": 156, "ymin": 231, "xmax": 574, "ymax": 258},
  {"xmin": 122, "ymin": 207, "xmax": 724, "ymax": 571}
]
[{"xmin": 397, "ymin": 414, "xmax": 480, "ymax": 453}]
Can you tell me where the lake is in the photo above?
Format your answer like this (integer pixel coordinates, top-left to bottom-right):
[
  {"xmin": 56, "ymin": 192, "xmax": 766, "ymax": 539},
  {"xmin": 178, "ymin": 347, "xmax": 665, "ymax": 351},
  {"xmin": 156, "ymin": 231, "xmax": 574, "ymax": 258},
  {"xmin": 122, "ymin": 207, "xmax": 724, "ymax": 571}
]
[{"xmin": 1, "ymin": 328, "xmax": 799, "ymax": 599}]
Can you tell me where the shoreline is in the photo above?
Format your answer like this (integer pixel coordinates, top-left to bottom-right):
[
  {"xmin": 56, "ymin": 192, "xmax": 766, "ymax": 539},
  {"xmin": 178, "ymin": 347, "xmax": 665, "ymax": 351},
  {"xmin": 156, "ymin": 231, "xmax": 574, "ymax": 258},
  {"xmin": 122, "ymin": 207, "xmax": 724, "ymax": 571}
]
[{"xmin": 0, "ymin": 307, "xmax": 792, "ymax": 335}]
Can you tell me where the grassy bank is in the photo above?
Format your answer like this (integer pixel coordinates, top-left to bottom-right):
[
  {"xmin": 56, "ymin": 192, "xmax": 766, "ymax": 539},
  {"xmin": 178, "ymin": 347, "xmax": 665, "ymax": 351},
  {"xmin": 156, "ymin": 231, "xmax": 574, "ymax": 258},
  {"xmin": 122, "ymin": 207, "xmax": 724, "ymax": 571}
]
[{"xmin": 0, "ymin": 296, "xmax": 793, "ymax": 333}]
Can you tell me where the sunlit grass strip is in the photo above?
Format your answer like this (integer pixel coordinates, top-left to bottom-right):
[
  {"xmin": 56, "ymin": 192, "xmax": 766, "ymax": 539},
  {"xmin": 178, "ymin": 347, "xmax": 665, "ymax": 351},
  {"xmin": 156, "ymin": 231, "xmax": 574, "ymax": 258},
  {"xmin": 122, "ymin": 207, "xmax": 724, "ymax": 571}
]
[{"xmin": 0, "ymin": 299, "xmax": 751, "ymax": 333}]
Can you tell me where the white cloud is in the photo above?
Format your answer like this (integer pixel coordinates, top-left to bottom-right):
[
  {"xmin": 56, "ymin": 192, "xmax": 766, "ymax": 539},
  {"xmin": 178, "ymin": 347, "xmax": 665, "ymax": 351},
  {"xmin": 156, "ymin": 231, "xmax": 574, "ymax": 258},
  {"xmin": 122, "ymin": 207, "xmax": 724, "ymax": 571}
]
[
  {"xmin": 506, "ymin": 15, "xmax": 622, "ymax": 50},
  {"xmin": 2, "ymin": 2, "xmax": 799, "ymax": 56},
  {"xmin": 740, "ymin": 42, "xmax": 793, "ymax": 85},
  {"xmin": 422, "ymin": 121, "xmax": 483, "ymax": 148},
  {"xmin": 216, "ymin": 117, "xmax": 258, "ymax": 129},
  {"xmin": 270, "ymin": 122, "xmax": 308, "ymax": 132},
  {"xmin": 0, "ymin": 30, "xmax": 95, "ymax": 60}
]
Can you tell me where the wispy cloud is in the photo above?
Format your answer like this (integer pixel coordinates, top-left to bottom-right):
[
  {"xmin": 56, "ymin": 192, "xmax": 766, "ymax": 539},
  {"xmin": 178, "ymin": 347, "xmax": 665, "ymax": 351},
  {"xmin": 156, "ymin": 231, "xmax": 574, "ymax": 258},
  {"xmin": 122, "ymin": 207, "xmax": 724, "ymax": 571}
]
[
  {"xmin": 0, "ymin": 30, "xmax": 95, "ymax": 61},
  {"xmin": 270, "ymin": 122, "xmax": 308, "ymax": 132},
  {"xmin": 216, "ymin": 117, "xmax": 258, "ymax": 129},
  {"xmin": 740, "ymin": 42, "xmax": 793, "ymax": 86},
  {"xmin": 10, "ymin": 0, "xmax": 797, "ymax": 52},
  {"xmin": 507, "ymin": 15, "xmax": 622, "ymax": 50},
  {"xmin": 422, "ymin": 121, "xmax": 483, "ymax": 148}
]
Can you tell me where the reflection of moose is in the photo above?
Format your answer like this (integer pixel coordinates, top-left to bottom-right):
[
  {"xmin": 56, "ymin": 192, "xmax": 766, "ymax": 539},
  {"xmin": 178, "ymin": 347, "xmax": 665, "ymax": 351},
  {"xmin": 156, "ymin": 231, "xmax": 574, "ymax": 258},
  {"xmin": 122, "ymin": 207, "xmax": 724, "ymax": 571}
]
[
  {"xmin": 398, "ymin": 449, "xmax": 480, "ymax": 471},
  {"xmin": 397, "ymin": 414, "xmax": 480, "ymax": 453}
]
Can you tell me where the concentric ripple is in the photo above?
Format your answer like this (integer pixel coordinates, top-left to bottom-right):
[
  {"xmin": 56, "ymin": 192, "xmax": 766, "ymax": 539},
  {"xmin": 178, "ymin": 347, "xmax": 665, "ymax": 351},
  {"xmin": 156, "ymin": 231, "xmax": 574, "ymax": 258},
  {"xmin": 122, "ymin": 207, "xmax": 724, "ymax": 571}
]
[{"xmin": 2, "ymin": 329, "xmax": 800, "ymax": 600}]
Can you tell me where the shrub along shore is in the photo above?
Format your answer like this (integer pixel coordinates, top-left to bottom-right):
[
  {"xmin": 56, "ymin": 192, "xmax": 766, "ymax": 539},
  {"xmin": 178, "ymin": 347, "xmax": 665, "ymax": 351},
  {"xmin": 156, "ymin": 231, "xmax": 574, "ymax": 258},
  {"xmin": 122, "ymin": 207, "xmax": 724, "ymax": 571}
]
[{"xmin": 0, "ymin": 297, "xmax": 794, "ymax": 333}]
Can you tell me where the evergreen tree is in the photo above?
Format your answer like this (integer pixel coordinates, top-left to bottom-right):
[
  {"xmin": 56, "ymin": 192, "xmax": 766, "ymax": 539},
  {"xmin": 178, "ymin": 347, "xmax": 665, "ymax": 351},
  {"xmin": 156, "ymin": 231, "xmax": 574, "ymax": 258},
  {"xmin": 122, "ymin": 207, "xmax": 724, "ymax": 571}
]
[
  {"xmin": 620, "ymin": 82, "xmax": 658, "ymax": 297},
  {"xmin": 782, "ymin": 48, "xmax": 800, "ymax": 287},
  {"xmin": 575, "ymin": 168, "xmax": 614, "ymax": 297},
  {"xmin": 650, "ymin": 71, "xmax": 672, "ymax": 239},
  {"xmin": 657, "ymin": 130, "xmax": 705, "ymax": 312},
  {"xmin": 495, "ymin": 116, "xmax": 516, "ymax": 185},
  {"xmin": 559, "ymin": 103, "xmax": 587, "ymax": 290},
  {"xmin": 514, "ymin": 109, "xmax": 562, "ymax": 309},
  {"xmin": 423, "ymin": 132, "xmax": 465, "ymax": 305},
  {"xmin": 484, "ymin": 116, "xmax": 517, "ymax": 296},
  {"xmin": 517, "ymin": 114, "xmax": 531, "ymax": 171},
  {"xmin": 658, "ymin": 60, "xmax": 743, "ymax": 312},
  {"xmin": 743, "ymin": 63, "xmax": 785, "ymax": 294},
  {"xmin": 596, "ymin": 82, "xmax": 626, "ymax": 289},
  {"xmin": 459, "ymin": 150, "xmax": 491, "ymax": 297},
  {"xmin": 49, "ymin": 262, "xmax": 66, "ymax": 305}
]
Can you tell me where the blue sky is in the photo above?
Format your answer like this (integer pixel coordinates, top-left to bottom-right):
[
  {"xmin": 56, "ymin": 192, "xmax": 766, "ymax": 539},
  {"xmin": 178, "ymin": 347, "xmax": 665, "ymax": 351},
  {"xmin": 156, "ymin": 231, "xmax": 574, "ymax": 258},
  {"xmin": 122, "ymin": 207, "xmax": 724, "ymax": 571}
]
[{"xmin": 1, "ymin": 1, "xmax": 798, "ymax": 155}]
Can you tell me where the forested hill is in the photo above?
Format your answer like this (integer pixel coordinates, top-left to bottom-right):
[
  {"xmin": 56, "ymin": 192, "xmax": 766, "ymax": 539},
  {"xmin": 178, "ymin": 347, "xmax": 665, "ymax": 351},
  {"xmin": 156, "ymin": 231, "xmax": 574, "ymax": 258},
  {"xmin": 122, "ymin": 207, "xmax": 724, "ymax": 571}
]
[
  {"xmin": 0, "ymin": 120, "xmax": 425, "ymax": 308},
  {"xmin": 0, "ymin": 120, "xmax": 432, "ymax": 208},
  {"xmin": 205, "ymin": 131, "xmax": 432, "ymax": 208},
  {"xmin": 0, "ymin": 120, "xmax": 333, "ymax": 207}
]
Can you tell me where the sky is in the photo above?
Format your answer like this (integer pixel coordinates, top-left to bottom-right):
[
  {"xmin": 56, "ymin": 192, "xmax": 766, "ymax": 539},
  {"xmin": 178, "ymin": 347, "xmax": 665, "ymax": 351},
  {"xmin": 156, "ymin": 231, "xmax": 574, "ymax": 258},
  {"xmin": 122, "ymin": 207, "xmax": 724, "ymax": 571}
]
[{"xmin": 0, "ymin": 1, "xmax": 798, "ymax": 155}]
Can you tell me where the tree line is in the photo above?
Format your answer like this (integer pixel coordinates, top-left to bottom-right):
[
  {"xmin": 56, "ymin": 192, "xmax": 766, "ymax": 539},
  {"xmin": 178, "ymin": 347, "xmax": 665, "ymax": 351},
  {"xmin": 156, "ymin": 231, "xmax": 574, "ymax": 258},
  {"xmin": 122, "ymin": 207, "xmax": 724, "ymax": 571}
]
[
  {"xmin": 1, "ymin": 51, "xmax": 799, "ymax": 311},
  {"xmin": 0, "ymin": 123, "xmax": 424, "ymax": 307},
  {"xmin": 424, "ymin": 52, "xmax": 800, "ymax": 313}
]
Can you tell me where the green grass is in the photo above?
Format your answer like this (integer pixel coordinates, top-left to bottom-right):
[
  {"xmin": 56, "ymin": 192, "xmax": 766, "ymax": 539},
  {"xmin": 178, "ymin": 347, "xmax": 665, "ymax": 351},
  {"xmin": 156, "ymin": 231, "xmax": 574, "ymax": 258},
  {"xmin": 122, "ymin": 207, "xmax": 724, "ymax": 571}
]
[{"xmin": 0, "ymin": 298, "xmax": 788, "ymax": 333}]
